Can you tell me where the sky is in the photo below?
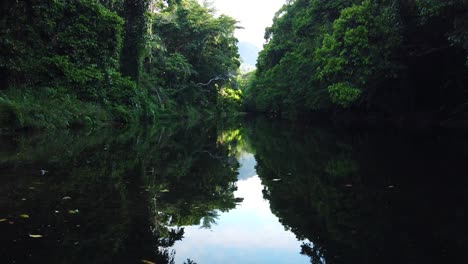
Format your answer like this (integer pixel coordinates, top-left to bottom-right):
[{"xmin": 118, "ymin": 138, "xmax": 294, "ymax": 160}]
[{"xmin": 199, "ymin": 0, "xmax": 286, "ymax": 49}]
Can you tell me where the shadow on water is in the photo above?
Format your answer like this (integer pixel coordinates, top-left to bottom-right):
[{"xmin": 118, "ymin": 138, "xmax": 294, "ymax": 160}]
[
  {"xmin": 1, "ymin": 116, "xmax": 468, "ymax": 263},
  {"xmin": 243, "ymin": 116, "xmax": 468, "ymax": 264}
]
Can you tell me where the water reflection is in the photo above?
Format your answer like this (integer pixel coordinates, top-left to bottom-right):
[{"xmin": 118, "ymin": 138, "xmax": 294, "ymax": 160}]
[
  {"xmin": 244, "ymin": 117, "xmax": 468, "ymax": 264},
  {"xmin": 172, "ymin": 152, "xmax": 309, "ymax": 264},
  {"xmin": 1, "ymin": 117, "xmax": 468, "ymax": 263},
  {"xmin": 0, "ymin": 123, "xmax": 240, "ymax": 264}
]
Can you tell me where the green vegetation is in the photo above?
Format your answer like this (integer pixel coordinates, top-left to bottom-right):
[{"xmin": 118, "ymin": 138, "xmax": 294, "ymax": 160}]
[
  {"xmin": 247, "ymin": 0, "xmax": 468, "ymax": 121},
  {"xmin": 0, "ymin": 0, "xmax": 241, "ymax": 130},
  {"xmin": 143, "ymin": 0, "xmax": 240, "ymax": 117},
  {"xmin": 5, "ymin": 0, "xmax": 463, "ymax": 127}
]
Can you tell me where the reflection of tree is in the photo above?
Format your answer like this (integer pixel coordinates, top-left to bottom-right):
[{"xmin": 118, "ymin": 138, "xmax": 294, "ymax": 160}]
[
  {"xmin": 0, "ymin": 121, "xmax": 240, "ymax": 264},
  {"xmin": 200, "ymin": 210, "xmax": 220, "ymax": 229},
  {"xmin": 146, "ymin": 123, "xmax": 239, "ymax": 232},
  {"xmin": 244, "ymin": 117, "xmax": 468, "ymax": 264}
]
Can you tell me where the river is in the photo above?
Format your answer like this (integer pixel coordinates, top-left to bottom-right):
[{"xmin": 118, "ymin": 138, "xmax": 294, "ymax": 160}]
[{"xmin": 1, "ymin": 117, "xmax": 467, "ymax": 263}]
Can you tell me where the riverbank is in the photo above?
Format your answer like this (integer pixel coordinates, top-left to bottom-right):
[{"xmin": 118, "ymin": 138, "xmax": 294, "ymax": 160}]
[
  {"xmin": 0, "ymin": 88, "xmax": 244, "ymax": 132},
  {"xmin": 243, "ymin": 109, "xmax": 468, "ymax": 132},
  {"xmin": 330, "ymin": 111, "xmax": 468, "ymax": 131},
  {"xmin": 0, "ymin": 90, "xmax": 116, "ymax": 131}
]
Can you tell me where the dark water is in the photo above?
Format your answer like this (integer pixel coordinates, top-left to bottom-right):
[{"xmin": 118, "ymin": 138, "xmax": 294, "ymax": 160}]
[{"xmin": 1, "ymin": 117, "xmax": 468, "ymax": 263}]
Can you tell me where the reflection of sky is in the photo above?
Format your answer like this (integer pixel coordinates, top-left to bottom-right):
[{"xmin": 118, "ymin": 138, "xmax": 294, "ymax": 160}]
[
  {"xmin": 173, "ymin": 153, "xmax": 309, "ymax": 264},
  {"xmin": 237, "ymin": 152, "xmax": 257, "ymax": 180}
]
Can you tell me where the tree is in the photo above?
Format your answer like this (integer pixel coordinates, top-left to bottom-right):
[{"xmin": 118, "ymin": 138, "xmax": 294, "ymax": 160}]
[
  {"xmin": 145, "ymin": 0, "xmax": 240, "ymax": 109},
  {"xmin": 249, "ymin": 0, "xmax": 468, "ymax": 119}
]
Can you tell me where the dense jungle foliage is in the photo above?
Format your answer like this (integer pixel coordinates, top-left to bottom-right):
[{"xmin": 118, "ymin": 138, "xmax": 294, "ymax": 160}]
[
  {"xmin": 246, "ymin": 0, "xmax": 468, "ymax": 122},
  {"xmin": 0, "ymin": 0, "xmax": 241, "ymax": 129}
]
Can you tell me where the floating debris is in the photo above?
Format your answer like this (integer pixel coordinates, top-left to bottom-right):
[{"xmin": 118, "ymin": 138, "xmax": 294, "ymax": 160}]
[
  {"xmin": 345, "ymin": 184, "xmax": 353, "ymax": 187},
  {"xmin": 20, "ymin": 214, "xmax": 30, "ymax": 219},
  {"xmin": 21, "ymin": 198, "xmax": 27, "ymax": 201},
  {"xmin": 40, "ymin": 170, "xmax": 48, "ymax": 175},
  {"xmin": 68, "ymin": 209, "xmax": 79, "ymax": 214},
  {"xmin": 160, "ymin": 189, "xmax": 170, "ymax": 193},
  {"xmin": 272, "ymin": 179, "xmax": 282, "ymax": 182},
  {"xmin": 388, "ymin": 185, "xmax": 395, "ymax": 188},
  {"xmin": 62, "ymin": 196, "xmax": 72, "ymax": 200},
  {"xmin": 29, "ymin": 234, "xmax": 43, "ymax": 238},
  {"xmin": 141, "ymin": 260, "xmax": 156, "ymax": 264},
  {"xmin": 0, "ymin": 219, "xmax": 7, "ymax": 222}
]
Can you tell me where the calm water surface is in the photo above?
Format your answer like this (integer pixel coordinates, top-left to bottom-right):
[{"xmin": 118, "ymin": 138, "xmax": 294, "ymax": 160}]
[
  {"xmin": 1, "ymin": 117, "xmax": 468, "ymax": 263},
  {"xmin": 173, "ymin": 152, "xmax": 309, "ymax": 264}
]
